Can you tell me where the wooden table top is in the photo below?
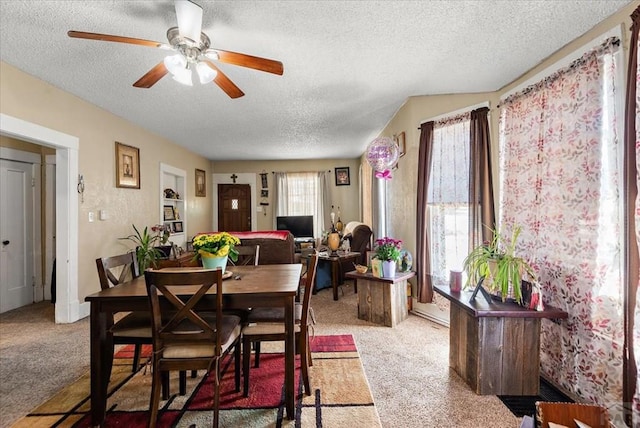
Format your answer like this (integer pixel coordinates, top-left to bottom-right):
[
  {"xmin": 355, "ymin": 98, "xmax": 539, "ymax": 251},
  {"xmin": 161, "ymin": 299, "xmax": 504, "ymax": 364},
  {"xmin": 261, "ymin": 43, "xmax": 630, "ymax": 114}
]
[
  {"xmin": 434, "ymin": 284, "xmax": 568, "ymax": 319},
  {"xmin": 86, "ymin": 264, "xmax": 303, "ymax": 301}
]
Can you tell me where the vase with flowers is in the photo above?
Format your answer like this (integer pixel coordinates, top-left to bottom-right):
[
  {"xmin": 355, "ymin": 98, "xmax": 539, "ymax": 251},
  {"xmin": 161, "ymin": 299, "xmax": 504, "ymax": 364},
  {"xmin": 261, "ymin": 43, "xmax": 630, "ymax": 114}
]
[
  {"xmin": 374, "ymin": 237, "xmax": 402, "ymax": 278},
  {"xmin": 192, "ymin": 231, "xmax": 240, "ymax": 273},
  {"xmin": 120, "ymin": 224, "xmax": 171, "ymax": 272}
]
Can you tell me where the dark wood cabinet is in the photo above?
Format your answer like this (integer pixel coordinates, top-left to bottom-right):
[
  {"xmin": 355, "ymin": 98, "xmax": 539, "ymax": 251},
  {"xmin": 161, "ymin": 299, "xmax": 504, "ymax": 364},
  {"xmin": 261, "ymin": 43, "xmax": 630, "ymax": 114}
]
[
  {"xmin": 156, "ymin": 252, "xmax": 199, "ymax": 268},
  {"xmin": 434, "ymin": 285, "xmax": 567, "ymax": 395}
]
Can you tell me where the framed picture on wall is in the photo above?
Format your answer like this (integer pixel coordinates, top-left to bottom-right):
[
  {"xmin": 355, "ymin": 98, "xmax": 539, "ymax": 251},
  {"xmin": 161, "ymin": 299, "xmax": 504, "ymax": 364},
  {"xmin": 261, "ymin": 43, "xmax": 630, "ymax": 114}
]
[
  {"xmin": 335, "ymin": 166, "xmax": 350, "ymax": 186},
  {"xmin": 395, "ymin": 131, "xmax": 406, "ymax": 158},
  {"xmin": 115, "ymin": 142, "xmax": 140, "ymax": 189},
  {"xmin": 163, "ymin": 205, "xmax": 175, "ymax": 221},
  {"xmin": 195, "ymin": 168, "xmax": 206, "ymax": 197}
]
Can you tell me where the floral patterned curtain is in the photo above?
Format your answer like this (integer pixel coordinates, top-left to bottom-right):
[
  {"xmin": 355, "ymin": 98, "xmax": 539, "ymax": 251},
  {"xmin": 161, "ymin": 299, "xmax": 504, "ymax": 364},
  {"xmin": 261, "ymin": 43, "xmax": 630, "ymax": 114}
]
[{"xmin": 499, "ymin": 38, "xmax": 624, "ymax": 422}]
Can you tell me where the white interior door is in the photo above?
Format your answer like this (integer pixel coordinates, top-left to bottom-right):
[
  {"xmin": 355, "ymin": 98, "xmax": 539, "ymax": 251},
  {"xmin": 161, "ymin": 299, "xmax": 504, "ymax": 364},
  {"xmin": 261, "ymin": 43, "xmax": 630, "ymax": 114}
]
[{"xmin": 0, "ymin": 159, "xmax": 34, "ymax": 312}]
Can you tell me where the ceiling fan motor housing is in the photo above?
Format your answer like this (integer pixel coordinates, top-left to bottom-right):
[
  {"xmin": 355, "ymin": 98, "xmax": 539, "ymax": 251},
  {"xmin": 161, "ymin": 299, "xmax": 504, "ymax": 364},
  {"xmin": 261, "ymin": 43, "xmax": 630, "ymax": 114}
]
[{"xmin": 166, "ymin": 27, "xmax": 212, "ymax": 63}]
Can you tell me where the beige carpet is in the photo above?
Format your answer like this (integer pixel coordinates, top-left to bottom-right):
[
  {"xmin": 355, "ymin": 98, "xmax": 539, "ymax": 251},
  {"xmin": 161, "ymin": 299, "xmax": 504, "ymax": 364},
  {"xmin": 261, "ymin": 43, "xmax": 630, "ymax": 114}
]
[{"xmin": 0, "ymin": 280, "xmax": 521, "ymax": 428}]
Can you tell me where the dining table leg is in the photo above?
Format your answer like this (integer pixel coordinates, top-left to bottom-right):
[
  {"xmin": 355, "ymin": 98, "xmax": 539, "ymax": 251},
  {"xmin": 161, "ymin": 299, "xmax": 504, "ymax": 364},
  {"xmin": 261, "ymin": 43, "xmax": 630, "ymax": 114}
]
[
  {"xmin": 284, "ymin": 295, "xmax": 295, "ymax": 419},
  {"xmin": 90, "ymin": 302, "xmax": 112, "ymax": 427}
]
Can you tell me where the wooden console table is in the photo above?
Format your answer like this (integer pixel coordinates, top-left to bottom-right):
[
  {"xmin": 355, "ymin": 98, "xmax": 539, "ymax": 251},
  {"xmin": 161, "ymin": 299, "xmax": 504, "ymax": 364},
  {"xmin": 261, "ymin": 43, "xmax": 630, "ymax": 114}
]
[
  {"xmin": 434, "ymin": 285, "xmax": 568, "ymax": 395},
  {"xmin": 346, "ymin": 270, "xmax": 415, "ymax": 327},
  {"xmin": 307, "ymin": 251, "xmax": 361, "ymax": 300}
]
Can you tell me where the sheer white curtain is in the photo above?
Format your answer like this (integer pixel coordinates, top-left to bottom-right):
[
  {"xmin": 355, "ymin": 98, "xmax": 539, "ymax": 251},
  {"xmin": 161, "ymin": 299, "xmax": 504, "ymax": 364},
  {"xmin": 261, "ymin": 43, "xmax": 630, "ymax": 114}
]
[
  {"xmin": 427, "ymin": 113, "xmax": 471, "ymax": 284},
  {"xmin": 274, "ymin": 171, "xmax": 330, "ymax": 238},
  {"xmin": 499, "ymin": 38, "xmax": 624, "ymax": 420}
]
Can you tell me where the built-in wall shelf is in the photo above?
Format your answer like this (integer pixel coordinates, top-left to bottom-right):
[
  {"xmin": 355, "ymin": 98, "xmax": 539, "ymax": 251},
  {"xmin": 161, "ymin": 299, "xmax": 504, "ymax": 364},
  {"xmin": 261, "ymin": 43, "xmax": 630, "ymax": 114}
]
[{"xmin": 160, "ymin": 163, "xmax": 186, "ymax": 248}]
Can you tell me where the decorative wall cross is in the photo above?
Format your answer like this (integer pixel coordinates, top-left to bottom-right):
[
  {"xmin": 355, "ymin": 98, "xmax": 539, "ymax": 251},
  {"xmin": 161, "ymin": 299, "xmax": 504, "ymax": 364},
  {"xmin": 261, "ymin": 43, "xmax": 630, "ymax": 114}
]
[{"xmin": 230, "ymin": 173, "xmax": 238, "ymax": 184}]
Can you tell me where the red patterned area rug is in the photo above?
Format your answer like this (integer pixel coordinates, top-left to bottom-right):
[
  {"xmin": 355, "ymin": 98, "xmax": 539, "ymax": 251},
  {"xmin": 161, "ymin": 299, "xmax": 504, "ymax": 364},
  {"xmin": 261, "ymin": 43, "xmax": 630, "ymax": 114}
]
[{"xmin": 13, "ymin": 334, "xmax": 381, "ymax": 427}]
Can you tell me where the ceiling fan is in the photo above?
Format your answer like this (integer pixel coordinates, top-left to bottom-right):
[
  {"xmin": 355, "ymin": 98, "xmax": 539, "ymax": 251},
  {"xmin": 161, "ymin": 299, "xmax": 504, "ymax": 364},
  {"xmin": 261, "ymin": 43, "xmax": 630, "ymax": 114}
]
[{"xmin": 68, "ymin": 0, "xmax": 283, "ymax": 98}]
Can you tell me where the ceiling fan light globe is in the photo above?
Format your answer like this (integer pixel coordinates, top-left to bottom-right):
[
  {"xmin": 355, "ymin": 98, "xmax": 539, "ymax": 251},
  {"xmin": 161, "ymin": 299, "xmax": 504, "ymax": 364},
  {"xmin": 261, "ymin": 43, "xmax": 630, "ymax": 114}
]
[
  {"xmin": 172, "ymin": 68, "xmax": 193, "ymax": 86},
  {"xmin": 196, "ymin": 61, "xmax": 217, "ymax": 84},
  {"xmin": 164, "ymin": 54, "xmax": 187, "ymax": 76}
]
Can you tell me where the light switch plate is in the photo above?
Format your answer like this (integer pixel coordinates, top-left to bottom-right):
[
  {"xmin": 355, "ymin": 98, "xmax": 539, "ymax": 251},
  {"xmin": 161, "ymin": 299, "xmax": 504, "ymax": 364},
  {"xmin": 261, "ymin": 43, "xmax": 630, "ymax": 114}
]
[{"xmin": 88, "ymin": 211, "xmax": 95, "ymax": 222}]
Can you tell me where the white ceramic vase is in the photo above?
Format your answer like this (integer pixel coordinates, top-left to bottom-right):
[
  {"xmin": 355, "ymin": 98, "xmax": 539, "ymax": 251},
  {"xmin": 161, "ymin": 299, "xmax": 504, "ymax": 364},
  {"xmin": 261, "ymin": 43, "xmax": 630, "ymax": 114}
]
[{"xmin": 382, "ymin": 260, "xmax": 396, "ymax": 278}]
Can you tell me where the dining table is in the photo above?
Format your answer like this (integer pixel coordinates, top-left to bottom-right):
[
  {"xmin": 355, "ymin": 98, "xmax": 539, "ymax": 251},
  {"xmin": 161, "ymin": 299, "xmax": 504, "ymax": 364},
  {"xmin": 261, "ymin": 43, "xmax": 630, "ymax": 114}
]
[{"xmin": 85, "ymin": 263, "xmax": 302, "ymax": 427}]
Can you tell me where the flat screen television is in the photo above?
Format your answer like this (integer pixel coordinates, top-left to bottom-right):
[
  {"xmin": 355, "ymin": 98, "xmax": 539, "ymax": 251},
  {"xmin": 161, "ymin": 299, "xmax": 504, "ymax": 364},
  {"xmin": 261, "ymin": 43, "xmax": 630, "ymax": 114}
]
[{"xmin": 276, "ymin": 215, "xmax": 314, "ymax": 239}]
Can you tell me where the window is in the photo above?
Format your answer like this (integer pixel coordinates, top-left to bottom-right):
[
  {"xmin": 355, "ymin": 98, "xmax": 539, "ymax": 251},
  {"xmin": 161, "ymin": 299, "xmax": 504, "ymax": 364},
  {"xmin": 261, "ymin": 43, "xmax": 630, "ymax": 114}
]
[
  {"xmin": 498, "ymin": 37, "xmax": 623, "ymax": 421},
  {"xmin": 274, "ymin": 171, "xmax": 329, "ymax": 238},
  {"xmin": 427, "ymin": 113, "xmax": 471, "ymax": 284}
]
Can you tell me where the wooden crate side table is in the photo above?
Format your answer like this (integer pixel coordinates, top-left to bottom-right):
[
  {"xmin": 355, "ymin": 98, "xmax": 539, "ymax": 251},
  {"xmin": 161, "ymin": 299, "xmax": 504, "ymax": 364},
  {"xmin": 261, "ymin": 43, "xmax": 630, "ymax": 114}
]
[
  {"xmin": 434, "ymin": 285, "xmax": 568, "ymax": 395},
  {"xmin": 346, "ymin": 270, "xmax": 415, "ymax": 327}
]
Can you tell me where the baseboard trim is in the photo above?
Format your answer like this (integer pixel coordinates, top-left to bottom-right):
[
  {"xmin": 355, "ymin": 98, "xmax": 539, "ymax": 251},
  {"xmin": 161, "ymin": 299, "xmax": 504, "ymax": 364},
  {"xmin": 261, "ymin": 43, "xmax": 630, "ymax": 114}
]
[{"xmin": 410, "ymin": 308, "xmax": 450, "ymax": 328}]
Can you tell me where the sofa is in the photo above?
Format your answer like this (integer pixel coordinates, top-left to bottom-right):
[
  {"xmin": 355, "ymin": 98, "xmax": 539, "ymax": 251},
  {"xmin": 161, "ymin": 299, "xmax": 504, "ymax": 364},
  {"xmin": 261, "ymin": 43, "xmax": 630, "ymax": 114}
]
[{"xmin": 228, "ymin": 231, "xmax": 295, "ymax": 264}]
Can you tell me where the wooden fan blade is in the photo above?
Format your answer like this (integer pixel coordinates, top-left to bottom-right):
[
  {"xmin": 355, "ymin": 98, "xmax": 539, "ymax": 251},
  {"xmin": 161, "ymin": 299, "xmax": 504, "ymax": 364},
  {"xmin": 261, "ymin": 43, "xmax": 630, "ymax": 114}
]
[
  {"xmin": 68, "ymin": 31, "xmax": 164, "ymax": 48},
  {"xmin": 133, "ymin": 62, "xmax": 168, "ymax": 88},
  {"xmin": 203, "ymin": 60, "xmax": 244, "ymax": 98},
  {"xmin": 214, "ymin": 50, "xmax": 284, "ymax": 75}
]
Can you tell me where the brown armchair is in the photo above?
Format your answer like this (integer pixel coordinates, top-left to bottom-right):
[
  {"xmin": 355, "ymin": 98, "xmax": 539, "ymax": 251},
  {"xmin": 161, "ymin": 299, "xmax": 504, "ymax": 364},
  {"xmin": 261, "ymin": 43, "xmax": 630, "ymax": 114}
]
[{"xmin": 345, "ymin": 224, "xmax": 373, "ymax": 266}]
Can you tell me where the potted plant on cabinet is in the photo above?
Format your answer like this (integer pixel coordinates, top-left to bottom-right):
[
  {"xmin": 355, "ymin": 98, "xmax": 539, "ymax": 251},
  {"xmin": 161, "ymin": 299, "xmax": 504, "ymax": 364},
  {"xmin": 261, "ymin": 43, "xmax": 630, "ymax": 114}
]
[
  {"xmin": 120, "ymin": 224, "xmax": 170, "ymax": 272},
  {"xmin": 462, "ymin": 226, "xmax": 536, "ymax": 305}
]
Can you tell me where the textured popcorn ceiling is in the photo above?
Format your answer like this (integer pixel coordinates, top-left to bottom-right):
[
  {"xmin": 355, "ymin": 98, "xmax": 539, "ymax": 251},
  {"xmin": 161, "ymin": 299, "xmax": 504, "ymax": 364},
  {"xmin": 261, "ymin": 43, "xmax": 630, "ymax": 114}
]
[{"xmin": 0, "ymin": 1, "xmax": 632, "ymax": 161}]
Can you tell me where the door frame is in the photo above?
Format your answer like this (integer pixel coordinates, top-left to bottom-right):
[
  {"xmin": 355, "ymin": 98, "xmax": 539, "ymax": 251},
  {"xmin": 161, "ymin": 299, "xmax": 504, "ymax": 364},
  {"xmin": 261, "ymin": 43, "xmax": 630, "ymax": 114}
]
[
  {"xmin": 0, "ymin": 149, "xmax": 42, "ymax": 307},
  {"xmin": 44, "ymin": 154, "xmax": 56, "ymax": 301},
  {"xmin": 0, "ymin": 113, "xmax": 79, "ymax": 323},
  {"xmin": 212, "ymin": 173, "xmax": 256, "ymax": 231}
]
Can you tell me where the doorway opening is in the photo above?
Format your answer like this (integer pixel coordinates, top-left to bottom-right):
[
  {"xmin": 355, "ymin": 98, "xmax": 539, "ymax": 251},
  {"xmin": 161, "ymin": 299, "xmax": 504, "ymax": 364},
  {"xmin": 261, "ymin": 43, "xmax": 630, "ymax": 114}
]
[{"xmin": 0, "ymin": 113, "xmax": 79, "ymax": 323}]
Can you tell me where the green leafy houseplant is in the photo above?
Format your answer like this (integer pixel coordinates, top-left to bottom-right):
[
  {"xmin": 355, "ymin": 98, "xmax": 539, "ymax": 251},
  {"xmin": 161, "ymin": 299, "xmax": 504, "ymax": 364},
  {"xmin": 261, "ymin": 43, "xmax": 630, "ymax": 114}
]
[
  {"xmin": 192, "ymin": 232, "xmax": 240, "ymax": 262},
  {"xmin": 120, "ymin": 224, "xmax": 170, "ymax": 272},
  {"xmin": 374, "ymin": 237, "xmax": 402, "ymax": 262},
  {"xmin": 462, "ymin": 226, "xmax": 536, "ymax": 304}
]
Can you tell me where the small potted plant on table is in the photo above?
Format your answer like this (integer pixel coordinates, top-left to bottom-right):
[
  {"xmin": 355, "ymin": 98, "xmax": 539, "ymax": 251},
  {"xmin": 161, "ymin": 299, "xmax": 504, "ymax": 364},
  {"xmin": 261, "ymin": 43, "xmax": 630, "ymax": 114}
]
[
  {"xmin": 191, "ymin": 231, "xmax": 240, "ymax": 273},
  {"xmin": 373, "ymin": 237, "xmax": 403, "ymax": 278}
]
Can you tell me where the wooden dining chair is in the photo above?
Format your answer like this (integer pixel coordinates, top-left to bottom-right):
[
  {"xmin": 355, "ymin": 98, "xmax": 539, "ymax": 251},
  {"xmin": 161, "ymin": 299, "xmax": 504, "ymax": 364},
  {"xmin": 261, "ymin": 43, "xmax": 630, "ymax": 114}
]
[
  {"xmin": 242, "ymin": 254, "xmax": 318, "ymax": 397},
  {"xmin": 97, "ymin": 253, "xmax": 190, "ymax": 398},
  {"xmin": 96, "ymin": 253, "xmax": 149, "ymax": 373},
  {"xmin": 144, "ymin": 268, "xmax": 243, "ymax": 428},
  {"xmin": 230, "ymin": 244, "xmax": 260, "ymax": 266}
]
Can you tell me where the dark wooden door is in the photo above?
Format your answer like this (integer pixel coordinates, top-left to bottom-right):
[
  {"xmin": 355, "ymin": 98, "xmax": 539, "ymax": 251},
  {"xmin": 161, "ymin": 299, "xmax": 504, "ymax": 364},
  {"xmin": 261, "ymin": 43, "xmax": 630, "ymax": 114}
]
[{"xmin": 218, "ymin": 184, "xmax": 251, "ymax": 232}]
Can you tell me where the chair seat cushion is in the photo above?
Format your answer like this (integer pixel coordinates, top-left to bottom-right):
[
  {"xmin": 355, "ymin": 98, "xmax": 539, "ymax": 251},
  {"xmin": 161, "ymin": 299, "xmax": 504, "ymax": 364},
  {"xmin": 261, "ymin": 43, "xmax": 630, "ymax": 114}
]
[
  {"xmin": 111, "ymin": 311, "xmax": 152, "ymax": 338},
  {"xmin": 248, "ymin": 304, "xmax": 303, "ymax": 323},
  {"xmin": 163, "ymin": 315, "xmax": 242, "ymax": 359},
  {"xmin": 242, "ymin": 322, "xmax": 301, "ymax": 337}
]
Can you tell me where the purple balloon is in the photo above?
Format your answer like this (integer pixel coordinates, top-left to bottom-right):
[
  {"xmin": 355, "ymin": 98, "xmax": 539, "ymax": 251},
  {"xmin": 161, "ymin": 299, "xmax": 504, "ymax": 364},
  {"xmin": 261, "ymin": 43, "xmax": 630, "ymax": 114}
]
[{"xmin": 365, "ymin": 137, "xmax": 399, "ymax": 172}]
